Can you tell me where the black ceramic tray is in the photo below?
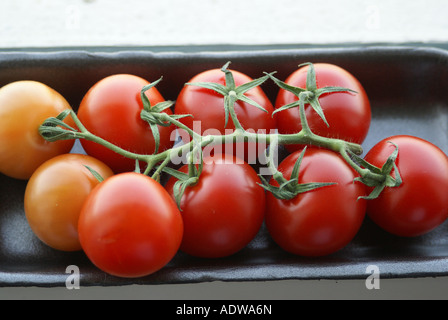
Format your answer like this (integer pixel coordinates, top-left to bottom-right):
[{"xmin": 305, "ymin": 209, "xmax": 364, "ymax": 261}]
[{"xmin": 1, "ymin": 46, "xmax": 448, "ymax": 287}]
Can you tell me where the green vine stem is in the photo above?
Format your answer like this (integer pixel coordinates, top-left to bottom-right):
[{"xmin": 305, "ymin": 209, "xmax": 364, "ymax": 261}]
[{"xmin": 39, "ymin": 62, "xmax": 400, "ymax": 203}]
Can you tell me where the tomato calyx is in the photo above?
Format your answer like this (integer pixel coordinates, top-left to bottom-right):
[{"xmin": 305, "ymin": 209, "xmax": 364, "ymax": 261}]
[
  {"xmin": 186, "ymin": 61, "xmax": 271, "ymax": 129},
  {"xmin": 139, "ymin": 77, "xmax": 191, "ymax": 154},
  {"xmin": 268, "ymin": 62, "xmax": 357, "ymax": 127},
  {"xmin": 349, "ymin": 142, "xmax": 402, "ymax": 200},
  {"xmin": 39, "ymin": 109, "xmax": 81, "ymax": 142},
  {"xmin": 259, "ymin": 145, "xmax": 336, "ymax": 200},
  {"xmin": 161, "ymin": 147, "xmax": 204, "ymax": 209}
]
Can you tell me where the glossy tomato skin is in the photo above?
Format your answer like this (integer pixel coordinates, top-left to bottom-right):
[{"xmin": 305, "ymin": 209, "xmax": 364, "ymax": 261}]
[
  {"xmin": 0, "ymin": 81, "xmax": 75, "ymax": 180},
  {"xmin": 364, "ymin": 135, "xmax": 448, "ymax": 237},
  {"xmin": 265, "ymin": 148, "xmax": 366, "ymax": 257},
  {"xmin": 24, "ymin": 154, "xmax": 114, "ymax": 252},
  {"xmin": 275, "ymin": 63, "xmax": 371, "ymax": 153},
  {"xmin": 77, "ymin": 74, "xmax": 175, "ymax": 173},
  {"xmin": 78, "ymin": 172, "xmax": 183, "ymax": 278},
  {"xmin": 165, "ymin": 154, "xmax": 266, "ymax": 258},
  {"xmin": 174, "ymin": 68, "xmax": 276, "ymax": 164}
]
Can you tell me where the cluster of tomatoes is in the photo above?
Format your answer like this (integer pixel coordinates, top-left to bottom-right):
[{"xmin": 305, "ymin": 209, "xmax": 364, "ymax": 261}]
[{"xmin": 0, "ymin": 61, "xmax": 448, "ymax": 279}]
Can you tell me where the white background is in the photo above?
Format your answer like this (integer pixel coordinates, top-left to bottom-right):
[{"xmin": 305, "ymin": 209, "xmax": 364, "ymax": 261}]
[
  {"xmin": 1, "ymin": 0, "xmax": 448, "ymax": 48},
  {"xmin": 1, "ymin": 0, "xmax": 448, "ymax": 300}
]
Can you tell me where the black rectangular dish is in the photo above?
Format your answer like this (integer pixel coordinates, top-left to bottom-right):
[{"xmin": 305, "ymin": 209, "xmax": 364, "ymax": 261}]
[{"xmin": 1, "ymin": 46, "xmax": 448, "ymax": 287}]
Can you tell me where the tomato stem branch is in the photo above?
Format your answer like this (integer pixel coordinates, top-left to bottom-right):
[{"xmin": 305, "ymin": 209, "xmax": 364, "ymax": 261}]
[
  {"xmin": 40, "ymin": 108, "xmax": 364, "ymax": 174},
  {"xmin": 38, "ymin": 62, "xmax": 398, "ymax": 201}
]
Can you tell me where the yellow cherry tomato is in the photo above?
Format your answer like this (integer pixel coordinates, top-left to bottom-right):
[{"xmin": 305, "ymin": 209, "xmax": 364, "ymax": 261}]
[
  {"xmin": 0, "ymin": 81, "xmax": 75, "ymax": 180},
  {"xmin": 24, "ymin": 153, "xmax": 114, "ymax": 252}
]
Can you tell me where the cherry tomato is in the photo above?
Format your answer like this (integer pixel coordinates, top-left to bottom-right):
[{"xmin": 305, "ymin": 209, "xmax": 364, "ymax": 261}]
[
  {"xmin": 24, "ymin": 153, "xmax": 114, "ymax": 252},
  {"xmin": 78, "ymin": 172, "xmax": 183, "ymax": 278},
  {"xmin": 0, "ymin": 81, "xmax": 75, "ymax": 180},
  {"xmin": 364, "ymin": 135, "xmax": 448, "ymax": 237},
  {"xmin": 77, "ymin": 74, "xmax": 175, "ymax": 173},
  {"xmin": 265, "ymin": 148, "xmax": 366, "ymax": 257},
  {"xmin": 174, "ymin": 68, "xmax": 276, "ymax": 164},
  {"xmin": 275, "ymin": 63, "xmax": 371, "ymax": 153},
  {"xmin": 165, "ymin": 154, "xmax": 266, "ymax": 258}
]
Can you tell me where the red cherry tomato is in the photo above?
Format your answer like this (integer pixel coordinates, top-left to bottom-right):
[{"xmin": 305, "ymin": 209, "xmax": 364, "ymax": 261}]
[
  {"xmin": 265, "ymin": 148, "xmax": 366, "ymax": 257},
  {"xmin": 77, "ymin": 74, "xmax": 175, "ymax": 173},
  {"xmin": 174, "ymin": 68, "xmax": 276, "ymax": 163},
  {"xmin": 275, "ymin": 63, "xmax": 371, "ymax": 153},
  {"xmin": 165, "ymin": 154, "xmax": 266, "ymax": 258},
  {"xmin": 0, "ymin": 81, "xmax": 75, "ymax": 180},
  {"xmin": 364, "ymin": 135, "xmax": 448, "ymax": 237},
  {"xmin": 78, "ymin": 172, "xmax": 183, "ymax": 278},
  {"xmin": 24, "ymin": 153, "xmax": 114, "ymax": 252}
]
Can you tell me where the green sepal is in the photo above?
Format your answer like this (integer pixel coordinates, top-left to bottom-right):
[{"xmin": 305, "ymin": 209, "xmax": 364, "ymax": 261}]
[
  {"xmin": 266, "ymin": 71, "xmax": 306, "ymax": 96},
  {"xmin": 186, "ymin": 61, "xmax": 270, "ymax": 128},
  {"xmin": 160, "ymin": 166, "xmax": 192, "ymax": 210},
  {"xmin": 350, "ymin": 142, "xmax": 402, "ymax": 200},
  {"xmin": 306, "ymin": 94, "xmax": 329, "ymax": 127},
  {"xmin": 149, "ymin": 123, "xmax": 161, "ymax": 154},
  {"xmin": 271, "ymin": 100, "xmax": 301, "ymax": 117},
  {"xmin": 150, "ymin": 100, "xmax": 176, "ymax": 114},
  {"xmin": 139, "ymin": 77, "xmax": 193, "ymax": 154},
  {"xmin": 39, "ymin": 109, "xmax": 81, "ymax": 142},
  {"xmin": 140, "ymin": 77, "xmax": 164, "ymax": 112},
  {"xmin": 160, "ymin": 148, "xmax": 204, "ymax": 210},
  {"xmin": 141, "ymin": 106, "xmax": 191, "ymax": 128},
  {"xmin": 258, "ymin": 147, "xmax": 336, "ymax": 200},
  {"xmin": 162, "ymin": 166, "xmax": 190, "ymax": 181},
  {"xmin": 84, "ymin": 165, "xmax": 105, "ymax": 183},
  {"xmin": 134, "ymin": 160, "xmax": 141, "ymax": 174},
  {"xmin": 140, "ymin": 104, "xmax": 192, "ymax": 154},
  {"xmin": 185, "ymin": 81, "xmax": 228, "ymax": 96},
  {"xmin": 172, "ymin": 177, "xmax": 198, "ymax": 210},
  {"xmin": 267, "ymin": 62, "xmax": 357, "ymax": 127}
]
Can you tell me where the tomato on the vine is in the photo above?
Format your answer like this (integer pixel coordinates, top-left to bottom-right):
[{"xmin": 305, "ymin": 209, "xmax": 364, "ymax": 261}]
[
  {"xmin": 24, "ymin": 153, "xmax": 114, "ymax": 252},
  {"xmin": 364, "ymin": 135, "xmax": 448, "ymax": 237},
  {"xmin": 274, "ymin": 63, "xmax": 371, "ymax": 153},
  {"xmin": 164, "ymin": 154, "xmax": 266, "ymax": 258},
  {"xmin": 77, "ymin": 74, "xmax": 175, "ymax": 173},
  {"xmin": 265, "ymin": 148, "xmax": 367, "ymax": 257},
  {"xmin": 174, "ymin": 67, "xmax": 276, "ymax": 163},
  {"xmin": 78, "ymin": 172, "xmax": 183, "ymax": 278},
  {"xmin": 0, "ymin": 81, "xmax": 75, "ymax": 180}
]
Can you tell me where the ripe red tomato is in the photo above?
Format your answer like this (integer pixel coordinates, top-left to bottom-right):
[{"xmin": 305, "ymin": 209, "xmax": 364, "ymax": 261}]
[
  {"xmin": 78, "ymin": 172, "xmax": 183, "ymax": 278},
  {"xmin": 77, "ymin": 74, "xmax": 175, "ymax": 173},
  {"xmin": 164, "ymin": 154, "xmax": 266, "ymax": 258},
  {"xmin": 274, "ymin": 63, "xmax": 371, "ymax": 153},
  {"xmin": 0, "ymin": 81, "xmax": 75, "ymax": 180},
  {"xmin": 265, "ymin": 148, "xmax": 366, "ymax": 257},
  {"xmin": 364, "ymin": 135, "xmax": 448, "ymax": 237},
  {"xmin": 24, "ymin": 153, "xmax": 114, "ymax": 252},
  {"xmin": 174, "ymin": 67, "xmax": 276, "ymax": 163}
]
